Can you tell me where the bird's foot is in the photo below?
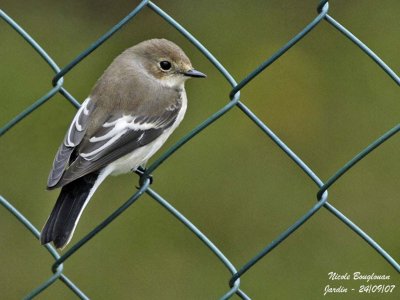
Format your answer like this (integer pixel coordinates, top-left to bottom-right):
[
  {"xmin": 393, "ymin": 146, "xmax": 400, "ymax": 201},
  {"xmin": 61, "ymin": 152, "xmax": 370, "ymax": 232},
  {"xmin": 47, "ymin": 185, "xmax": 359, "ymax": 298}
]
[{"xmin": 134, "ymin": 166, "xmax": 153, "ymax": 186}]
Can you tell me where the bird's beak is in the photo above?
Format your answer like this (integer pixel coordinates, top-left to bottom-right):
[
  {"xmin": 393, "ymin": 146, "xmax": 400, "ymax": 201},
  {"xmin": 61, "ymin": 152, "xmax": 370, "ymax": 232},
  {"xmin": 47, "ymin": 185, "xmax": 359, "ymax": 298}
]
[{"xmin": 183, "ymin": 69, "xmax": 207, "ymax": 78}]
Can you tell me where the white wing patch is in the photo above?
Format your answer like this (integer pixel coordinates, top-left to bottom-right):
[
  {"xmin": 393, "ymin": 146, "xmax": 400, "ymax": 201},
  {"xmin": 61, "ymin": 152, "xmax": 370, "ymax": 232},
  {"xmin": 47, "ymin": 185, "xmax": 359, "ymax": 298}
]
[
  {"xmin": 81, "ymin": 128, "xmax": 129, "ymax": 160},
  {"xmin": 80, "ymin": 114, "xmax": 168, "ymax": 161},
  {"xmin": 102, "ymin": 115, "xmax": 169, "ymax": 131},
  {"xmin": 65, "ymin": 97, "xmax": 91, "ymax": 147}
]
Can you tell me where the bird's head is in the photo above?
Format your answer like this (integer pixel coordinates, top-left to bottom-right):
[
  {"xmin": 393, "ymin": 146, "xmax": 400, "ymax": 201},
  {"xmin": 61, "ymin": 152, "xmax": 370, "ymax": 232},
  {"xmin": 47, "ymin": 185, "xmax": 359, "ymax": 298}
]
[{"xmin": 131, "ymin": 38, "xmax": 206, "ymax": 88}]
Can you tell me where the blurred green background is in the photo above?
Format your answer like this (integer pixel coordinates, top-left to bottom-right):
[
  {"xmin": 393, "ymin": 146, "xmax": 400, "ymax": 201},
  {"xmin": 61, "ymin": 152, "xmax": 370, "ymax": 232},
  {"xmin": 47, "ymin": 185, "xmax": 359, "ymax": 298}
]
[{"xmin": 1, "ymin": 0, "xmax": 399, "ymax": 299}]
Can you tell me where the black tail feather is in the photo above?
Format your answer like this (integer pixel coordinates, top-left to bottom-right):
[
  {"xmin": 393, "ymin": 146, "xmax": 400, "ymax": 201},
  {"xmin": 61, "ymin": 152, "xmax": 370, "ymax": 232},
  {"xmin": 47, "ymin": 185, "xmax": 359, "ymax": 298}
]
[{"xmin": 41, "ymin": 172, "xmax": 99, "ymax": 249}]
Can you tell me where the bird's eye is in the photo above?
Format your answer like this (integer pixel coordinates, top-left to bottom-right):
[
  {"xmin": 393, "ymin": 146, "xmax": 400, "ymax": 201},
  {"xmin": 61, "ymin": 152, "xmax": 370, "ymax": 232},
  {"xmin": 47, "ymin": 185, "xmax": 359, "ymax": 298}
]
[{"xmin": 159, "ymin": 61, "xmax": 172, "ymax": 71}]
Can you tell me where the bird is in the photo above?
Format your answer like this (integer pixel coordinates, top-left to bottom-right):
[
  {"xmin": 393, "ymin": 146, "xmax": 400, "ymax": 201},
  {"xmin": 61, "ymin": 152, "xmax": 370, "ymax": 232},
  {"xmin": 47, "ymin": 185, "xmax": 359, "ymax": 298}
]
[{"xmin": 40, "ymin": 38, "xmax": 206, "ymax": 249}]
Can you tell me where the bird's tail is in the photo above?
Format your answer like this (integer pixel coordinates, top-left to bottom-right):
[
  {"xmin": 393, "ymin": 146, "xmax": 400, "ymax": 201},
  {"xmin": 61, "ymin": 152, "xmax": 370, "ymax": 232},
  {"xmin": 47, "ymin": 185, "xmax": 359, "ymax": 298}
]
[{"xmin": 40, "ymin": 171, "xmax": 104, "ymax": 249}]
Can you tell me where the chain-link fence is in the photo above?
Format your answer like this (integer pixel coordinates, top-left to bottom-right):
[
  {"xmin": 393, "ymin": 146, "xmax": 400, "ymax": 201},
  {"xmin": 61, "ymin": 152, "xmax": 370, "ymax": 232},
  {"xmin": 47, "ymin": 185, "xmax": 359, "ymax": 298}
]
[{"xmin": 1, "ymin": 0, "xmax": 399, "ymax": 299}]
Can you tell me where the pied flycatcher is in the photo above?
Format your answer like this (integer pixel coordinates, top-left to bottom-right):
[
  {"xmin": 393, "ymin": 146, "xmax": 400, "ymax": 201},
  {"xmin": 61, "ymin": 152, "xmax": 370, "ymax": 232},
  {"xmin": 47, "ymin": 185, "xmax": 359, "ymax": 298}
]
[{"xmin": 41, "ymin": 39, "xmax": 206, "ymax": 249}]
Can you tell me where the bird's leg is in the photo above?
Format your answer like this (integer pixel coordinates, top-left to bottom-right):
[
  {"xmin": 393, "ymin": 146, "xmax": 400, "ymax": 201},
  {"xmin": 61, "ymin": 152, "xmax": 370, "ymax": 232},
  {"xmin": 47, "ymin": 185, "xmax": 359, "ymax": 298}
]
[{"xmin": 134, "ymin": 166, "xmax": 153, "ymax": 185}]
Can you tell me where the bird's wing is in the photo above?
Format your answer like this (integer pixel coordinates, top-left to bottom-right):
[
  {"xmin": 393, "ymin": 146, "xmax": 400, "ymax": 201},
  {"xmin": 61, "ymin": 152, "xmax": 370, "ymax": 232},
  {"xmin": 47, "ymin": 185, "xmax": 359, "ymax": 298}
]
[
  {"xmin": 53, "ymin": 102, "xmax": 182, "ymax": 188},
  {"xmin": 47, "ymin": 98, "xmax": 95, "ymax": 188}
]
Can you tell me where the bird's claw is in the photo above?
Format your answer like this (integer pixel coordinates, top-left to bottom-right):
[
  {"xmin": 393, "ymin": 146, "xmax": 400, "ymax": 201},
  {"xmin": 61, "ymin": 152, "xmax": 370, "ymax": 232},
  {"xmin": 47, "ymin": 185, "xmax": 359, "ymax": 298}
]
[{"xmin": 134, "ymin": 166, "xmax": 153, "ymax": 186}]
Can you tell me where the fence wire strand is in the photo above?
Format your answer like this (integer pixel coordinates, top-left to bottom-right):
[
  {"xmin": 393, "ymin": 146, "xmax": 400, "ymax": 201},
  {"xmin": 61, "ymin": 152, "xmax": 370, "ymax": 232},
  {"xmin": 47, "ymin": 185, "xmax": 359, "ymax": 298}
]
[{"xmin": 1, "ymin": 0, "xmax": 399, "ymax": 299}]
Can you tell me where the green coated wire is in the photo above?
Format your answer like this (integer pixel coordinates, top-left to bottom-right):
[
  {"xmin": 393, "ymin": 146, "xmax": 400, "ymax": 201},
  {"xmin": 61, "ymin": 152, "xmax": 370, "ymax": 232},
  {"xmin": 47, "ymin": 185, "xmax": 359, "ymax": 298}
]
[
  {"xmin": 0, "ymin": 196, "xmax": 88, "ymax": 299},
  {"xmin": 146, "ymin": 188, "xmax": 249, "ymax": 300},
  {"xmin": 317, "ymin": 124, "xmax": 400, "ymax": 200},
  {"xmin": 0, "ymin": 10, "xmax": 62, "ymax": 136},
  {"xmin": 51, "ymin": 180, "xmax": 151, "ymax": 272},
  {"xmin": 325, "ymin": 14, "xmax": 400, "ymax": 85},
  {"xmin": 0, "ymin": 10, "xmax": 81, "ymax": 136},
  {"xmin": 229, "ymin": 1, "xmax": 329, "ymax": 99},
  {"xmin": 51, "ymin": 0, "xmax": 149, "ymax": 87},
  {"xmin": 225, "ymin": 0, "xmax": 400, "ymax": 283},
  {"xmin": 1, "ymin": 0, "xmax": 399, "ymax": 299}
]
